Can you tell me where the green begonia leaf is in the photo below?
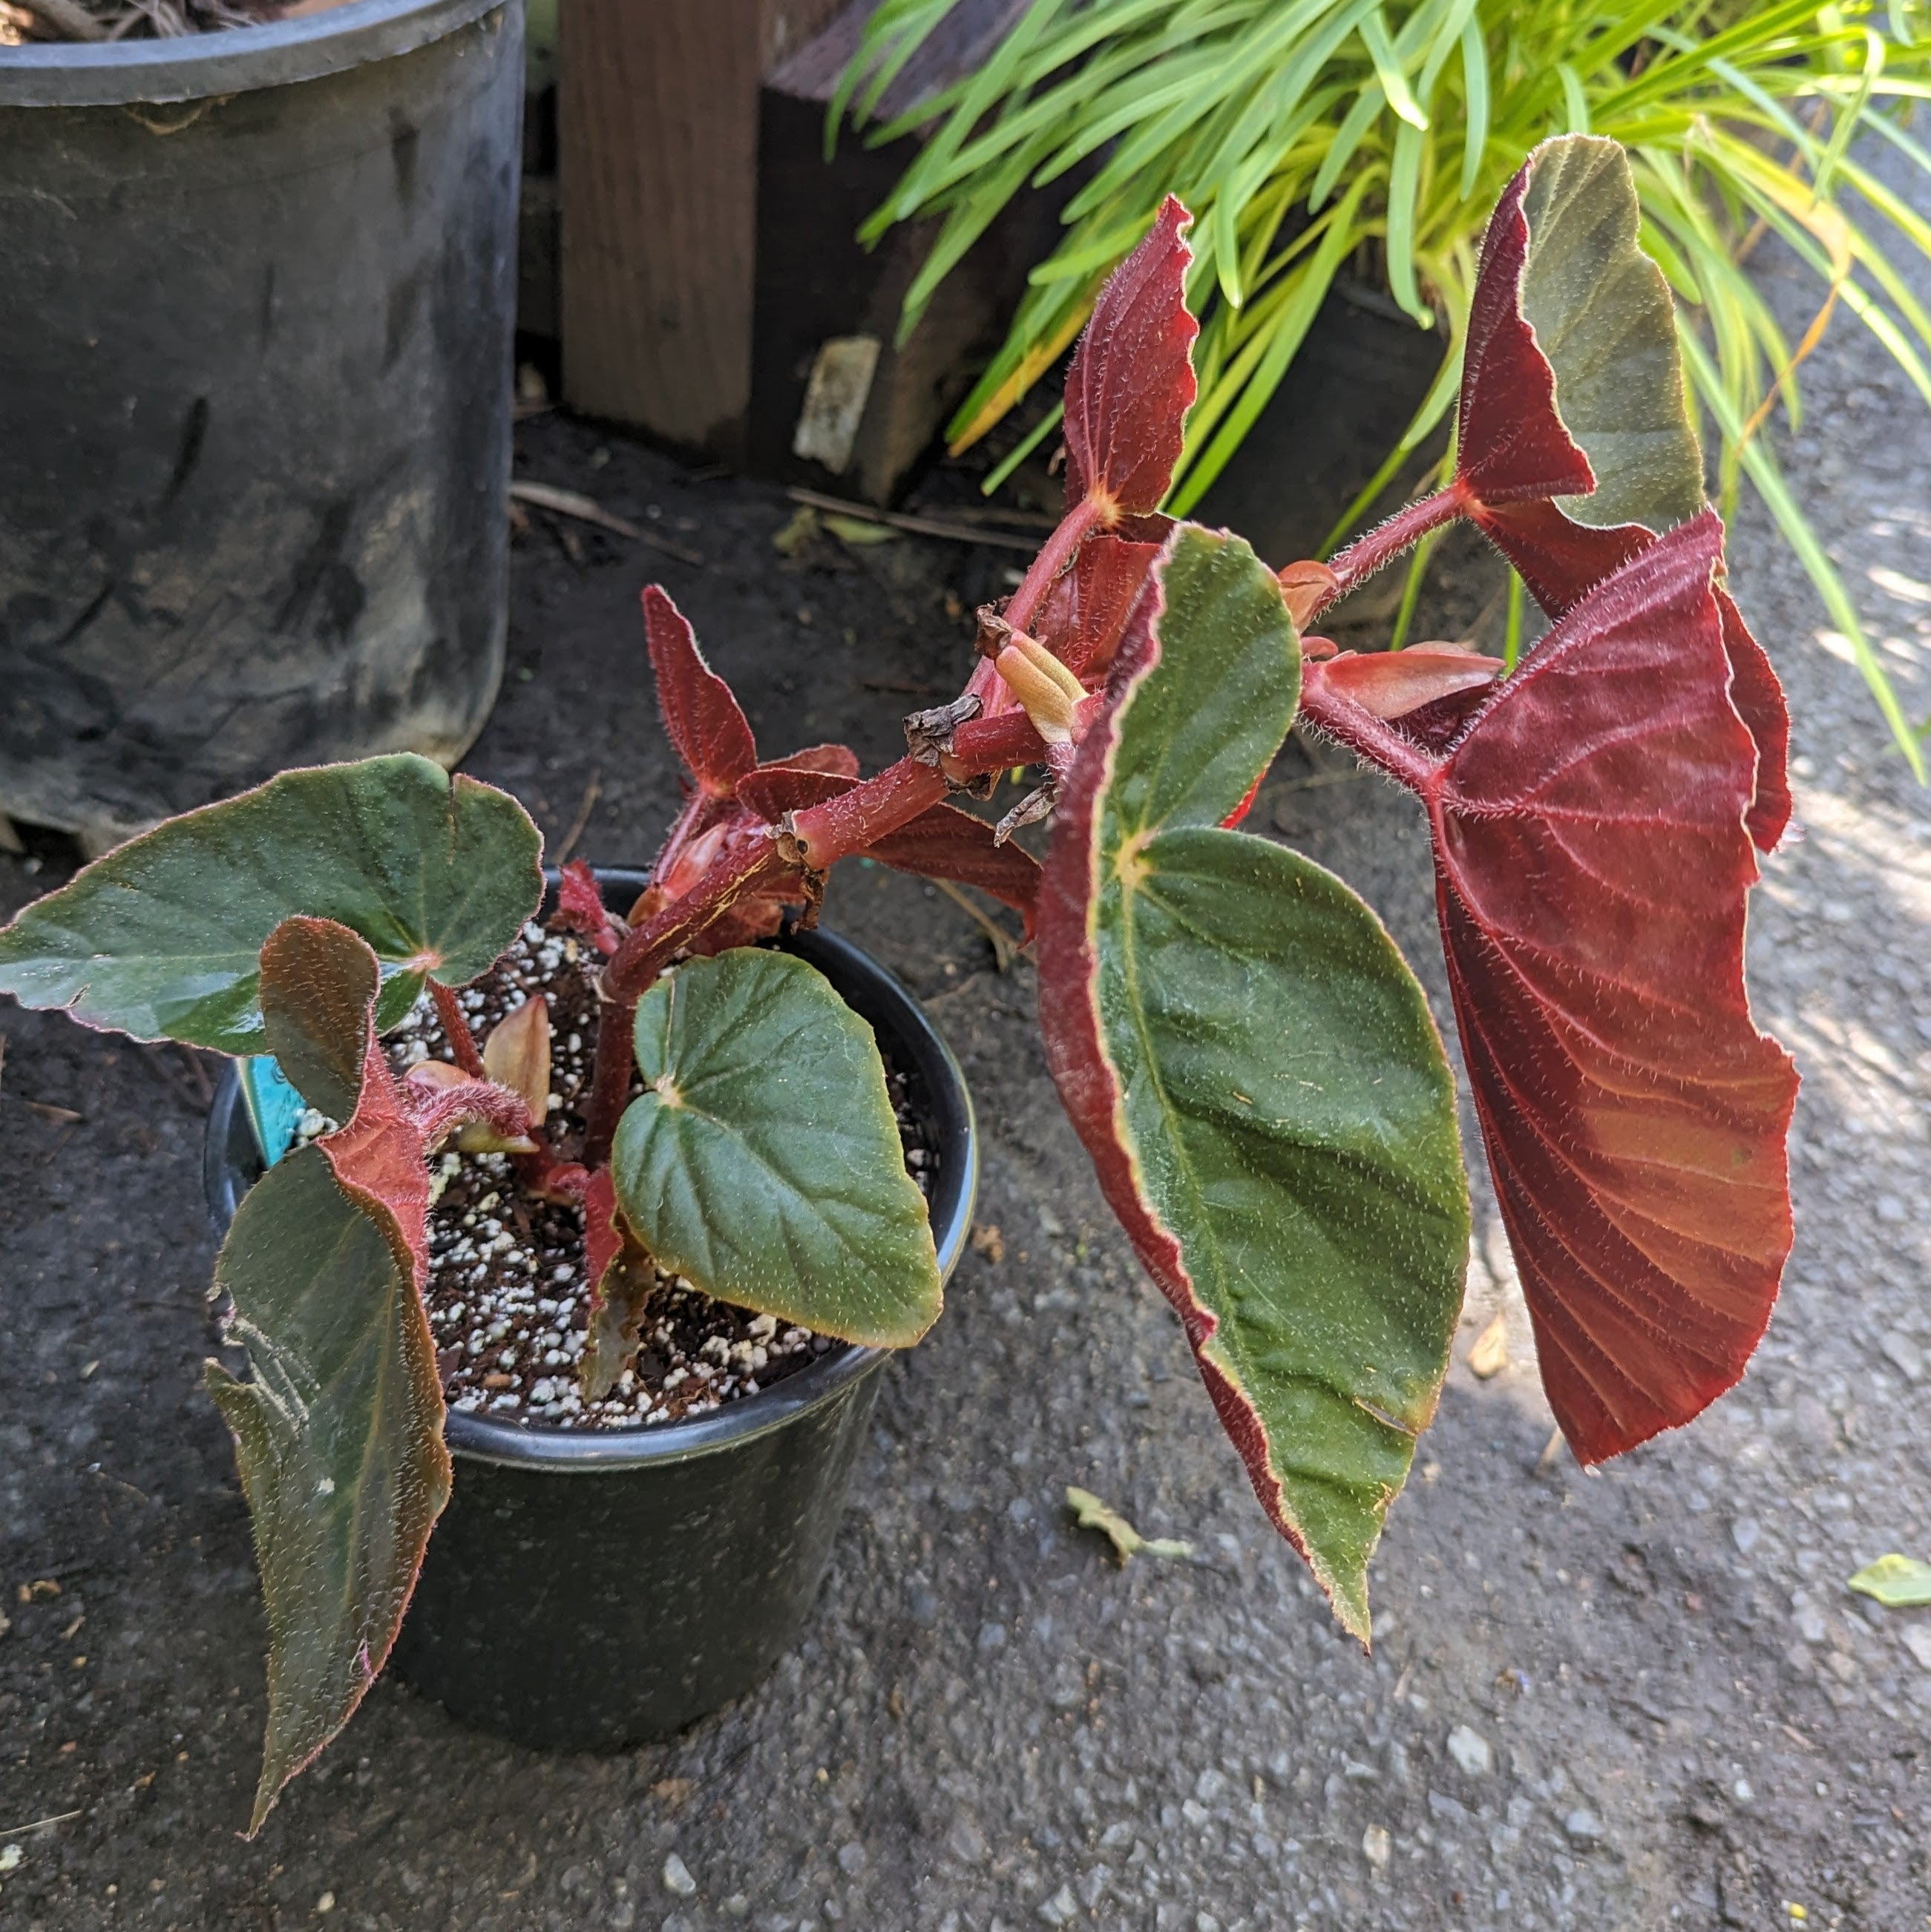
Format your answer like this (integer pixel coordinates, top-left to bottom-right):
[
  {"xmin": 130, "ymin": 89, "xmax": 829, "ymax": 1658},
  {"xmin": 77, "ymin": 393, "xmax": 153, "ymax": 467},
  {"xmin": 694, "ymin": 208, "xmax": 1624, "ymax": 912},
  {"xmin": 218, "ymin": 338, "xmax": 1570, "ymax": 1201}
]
[
  {"xmin": 611, "ymin": 948, "xmax": 942, "ymax": 1347},
  {"xmin": 0, "ymin": 755, "xmax": 542, "ymax": 1053},
  {"xmin": 206, "ymin": 1145, "xmax": 450, "ymax": 1836},
  {"xmin": 1038, "ymin": 526, "xmax": 1469, "ymax": 1639}
]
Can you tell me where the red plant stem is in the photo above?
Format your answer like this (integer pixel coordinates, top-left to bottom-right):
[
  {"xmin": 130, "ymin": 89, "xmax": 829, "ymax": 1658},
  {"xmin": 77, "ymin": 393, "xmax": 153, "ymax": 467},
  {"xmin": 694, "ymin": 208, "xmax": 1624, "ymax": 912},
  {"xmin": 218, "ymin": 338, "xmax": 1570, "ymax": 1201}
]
[
  {"xmin": 1317, "ymin": 482, "xmax": 1470, "ymax": 617},
  {"xmin": 1297, "ymin": 672, "xmax": 1441, "ymax": 795},
  {"xmin": 1009, "ymin": 497, "xmax": 1104, "ymax": 632},
  {"xmin": 962, "ymin": 499, "xmax": 1105, "ymax": 714},
  {"xmin": 948, "ymin": 709, "xmax": 1051, "ymax": 773},
  {"xmin": 580, "ymin": 501, "xmax": 1109, "ymax": 1171},
  {"xmin": 789, "ymin": 759, "xmax": 949, "ymax": 870},
  {"xmin": 430, "ymin": 980, "xmax": 486, "ymax": 1075},
  {"xmin": 581, "ymin": 838, "xmax": 798, "ymax": 1164},
  {"xmin": 580, "ymin": 989, "xmax": 640, "ymax": 1172}
]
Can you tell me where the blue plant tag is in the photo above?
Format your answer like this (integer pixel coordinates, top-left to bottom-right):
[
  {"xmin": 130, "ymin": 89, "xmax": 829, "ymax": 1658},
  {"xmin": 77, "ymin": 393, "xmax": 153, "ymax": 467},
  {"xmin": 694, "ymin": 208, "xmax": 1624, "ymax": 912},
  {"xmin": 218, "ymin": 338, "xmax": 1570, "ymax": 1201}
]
[{"xmin": 240, "ymin": 1055, "xmax": 306, "ymax": 1168}]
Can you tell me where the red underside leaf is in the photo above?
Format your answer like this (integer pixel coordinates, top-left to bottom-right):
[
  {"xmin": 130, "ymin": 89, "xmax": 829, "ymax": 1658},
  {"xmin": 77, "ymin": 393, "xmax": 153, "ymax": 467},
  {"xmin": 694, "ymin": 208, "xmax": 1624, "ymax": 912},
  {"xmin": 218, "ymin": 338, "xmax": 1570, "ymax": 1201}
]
[
  {"xmin": 1032, "ymin": 535, "xmax": 1164, "ymax": 680},
  {"xmin": 642, "ymin": 585, "xmax": 758, "ymax": 798},
  {"xmin": 1414, "ymin": 514, "xmax": 1797, "ymax": 1460},
  {"xmin": 1455, "ymin": 164, "xmax": 1595, "ymax": 512},
  {"xmin": 736, "ymin": 766, "xmax": 855, "ymax": 821},
  {"xmin": 1219, "ymin": 769, "xmax": 1265, "ymax": 830},
  {"xmin": 862, "ymin": 802, "xmax": 1042, "ymax": 936},
  {"xmin": 757, "ymin": 743, "xmax": 861, "ymax": 781},
  {"xmin": 1062, "ymin": 197, "xmax": 1199, "ymax": 525},
  {"xmin": 1312, "ymin": 647, "xmax": 1505, "ymax": 720},
  {"xmin": 1716, "ymin": 588, "xmax": 1793, "ymax": 853},
  {"xmin": 1458, "ymin": 507, "xmax": 1791, "ymax": 855},
  {"xmin": 1464, "ymin": 495, "xmax": 1653, "ymax": 620}
]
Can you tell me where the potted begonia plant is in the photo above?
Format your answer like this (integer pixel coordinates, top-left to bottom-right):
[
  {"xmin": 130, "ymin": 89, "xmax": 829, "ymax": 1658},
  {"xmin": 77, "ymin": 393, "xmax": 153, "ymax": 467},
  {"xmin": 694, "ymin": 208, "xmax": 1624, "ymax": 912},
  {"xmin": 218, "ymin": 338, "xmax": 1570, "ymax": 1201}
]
[{"xmin": 0, "ymin": 134, "xmax": 1796, "ymax": 1836}]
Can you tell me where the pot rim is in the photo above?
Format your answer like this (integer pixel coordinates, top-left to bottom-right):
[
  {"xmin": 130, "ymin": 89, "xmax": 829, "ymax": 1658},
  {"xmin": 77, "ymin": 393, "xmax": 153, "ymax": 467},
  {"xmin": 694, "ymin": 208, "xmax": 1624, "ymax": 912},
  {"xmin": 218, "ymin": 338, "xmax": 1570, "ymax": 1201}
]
[
  {"xmin": 206, "ymin": 896, "xmax": 978, "ymax": 1476},
  {"xmin": 0, "ymin": 0, "xmax": 507, "ymax": 109}
]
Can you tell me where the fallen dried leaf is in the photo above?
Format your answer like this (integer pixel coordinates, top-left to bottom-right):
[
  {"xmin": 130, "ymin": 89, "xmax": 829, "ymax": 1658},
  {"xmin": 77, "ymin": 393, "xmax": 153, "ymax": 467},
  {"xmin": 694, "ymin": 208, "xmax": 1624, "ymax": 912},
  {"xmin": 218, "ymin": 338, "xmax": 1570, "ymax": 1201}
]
[
  {"xmin": 1466, "ymin": 1312, "xmax": 1510, "ymax": 1379},
  {"xmin": 1065, "ymin": 1487, "xmax": 1192, "ymax": 1564}
]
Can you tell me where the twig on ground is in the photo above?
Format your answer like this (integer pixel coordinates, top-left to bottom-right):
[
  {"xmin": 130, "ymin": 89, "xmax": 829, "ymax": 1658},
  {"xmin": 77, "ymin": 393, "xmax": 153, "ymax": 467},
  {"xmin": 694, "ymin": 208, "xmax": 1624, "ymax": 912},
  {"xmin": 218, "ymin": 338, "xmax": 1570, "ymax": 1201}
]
[
  {"xmin": 554, "ymin": 769, "xmax": 603, "ymax": 867},
  {"xmin": 784, "ymin": 488, "xmax": 1037, "ymax": 553},
  {"xmin": 928, "ymin": 878, "xmax": 1020, "ymax": 973},
  {"xmin": 508, "ymin": 481, "xmax": 704, "ymax": 566},
  {"xmin": 0, "ymin": 1809, "xmax": 84, "ymax": 1840}
]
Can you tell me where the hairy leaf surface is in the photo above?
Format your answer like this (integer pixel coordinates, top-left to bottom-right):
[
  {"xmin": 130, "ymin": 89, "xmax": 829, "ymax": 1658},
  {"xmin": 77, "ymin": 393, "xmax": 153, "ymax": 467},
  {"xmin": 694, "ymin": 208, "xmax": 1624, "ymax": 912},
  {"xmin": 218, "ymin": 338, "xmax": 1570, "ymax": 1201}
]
[
  {"xmin": 1037, "ymin": 526, "xmax": 1468, "ymax": 1637},
  {"xmin": 1414, "ymin": 515, "xmax": 1796, "ymax": 1459},
  {"xmin": 207, "ymin": 1147, "xmax": 449, "ymax": 1836},
  {"xmin": 612, "ymin": 949, "xmax": 941, "ymax": 1347},
  {"xmin": 0, "ymin": 755, "xmax": 541, "ymax": 1052},
  {"xmin": 1458, "ymin": 135, "xmax": 1702, "ymax": 609},
  {"xmin": 1063, "ymin": 197, "xmax": 1199, "ymax": 523},
  {"xmin": 1033, "ymin": 535, "xmax": 1164, "ymax": 680},
  {"xmin": 257, "ymin": 916, "xmax": 382, "ymax": 1123},
  {"xmin": 643, "ymin": 585, "xmax": 760, "ymax": 797},
  {"xmin": 579, "ymin": 1168, "xmax": 658, "ymax": 1402}
]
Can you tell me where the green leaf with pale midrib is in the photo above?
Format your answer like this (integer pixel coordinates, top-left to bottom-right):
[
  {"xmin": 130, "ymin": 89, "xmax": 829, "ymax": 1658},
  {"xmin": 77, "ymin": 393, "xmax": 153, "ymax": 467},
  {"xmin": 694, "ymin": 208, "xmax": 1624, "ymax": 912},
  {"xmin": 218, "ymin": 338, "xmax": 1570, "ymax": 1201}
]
[
  {"xmin": 1100, "ymin": 827, "xmax": 1469, "ymax": 1622},
  {"xmin": 206, "ymin": 1145, "xmax": 450, "ymax": 1835},
  {"xmin": 611, "ymin": 949, "xmax": 942, "ymax": 1348},
  {"xmin": 0, "ymin": 755, "xmax": 542, "ymax": 1054},
  {"xmin": 1062, "ymin": 525, "xmax": 1468, "ymax": 1638}
]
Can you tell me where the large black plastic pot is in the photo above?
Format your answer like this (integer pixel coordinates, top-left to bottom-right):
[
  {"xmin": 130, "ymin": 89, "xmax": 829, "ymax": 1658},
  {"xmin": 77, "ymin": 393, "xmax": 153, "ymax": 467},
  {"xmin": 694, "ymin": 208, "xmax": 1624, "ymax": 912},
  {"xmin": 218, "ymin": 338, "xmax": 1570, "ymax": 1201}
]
[
  {"xmin": 0, "ymin": 0, "xmax": 523, "ymax": 847},
  {"xmin": 206, "ymin": 884, "xmax": 976, "ymax": 1750}
]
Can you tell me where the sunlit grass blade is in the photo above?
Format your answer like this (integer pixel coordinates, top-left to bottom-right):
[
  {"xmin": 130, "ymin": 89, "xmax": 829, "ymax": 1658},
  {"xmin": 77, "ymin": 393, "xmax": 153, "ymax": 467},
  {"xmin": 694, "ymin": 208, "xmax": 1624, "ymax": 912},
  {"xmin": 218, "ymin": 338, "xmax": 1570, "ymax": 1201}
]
[
  {"xmin": 1459, "ymin": 13, "xmax": 1489, "ymax": 199},
  {"xmin": 980, "ymin": 400, "xmax": 1066, "ymax": 496},
  {"xmin": 1679, "ymin": 326, "xmax": 1926, "ymax": 778}
]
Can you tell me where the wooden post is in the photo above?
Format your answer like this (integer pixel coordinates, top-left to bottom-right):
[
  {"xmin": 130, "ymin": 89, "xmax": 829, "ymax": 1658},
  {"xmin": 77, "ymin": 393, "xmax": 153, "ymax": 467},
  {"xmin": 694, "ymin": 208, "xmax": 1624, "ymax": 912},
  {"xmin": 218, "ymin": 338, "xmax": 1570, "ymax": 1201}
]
[
  {"xmin": 749, "ymin": 0, "xmax": 1050, "ymax": 502},
  {"xmin": 558, "ymin": 0, "xmax": 844, "ymax": 452}
]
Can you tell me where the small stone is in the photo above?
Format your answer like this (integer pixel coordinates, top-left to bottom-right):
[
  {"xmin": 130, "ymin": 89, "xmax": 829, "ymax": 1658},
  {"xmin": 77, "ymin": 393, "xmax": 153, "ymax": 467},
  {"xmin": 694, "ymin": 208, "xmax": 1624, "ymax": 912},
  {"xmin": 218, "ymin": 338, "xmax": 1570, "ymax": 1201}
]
[
  {"xmin": 1037, "ymin": 1884, "xmax": 1078, "ymax": 1926},
  {"xmin": 1901, "ymin": 1626, "xmax": 1931, "ymax": 1672},
  {"xmin": 1446, "ymin": 1725, "xmax": 1492, "ymax": 1775},
  {"xmin": 1362, "ymin": 1824, "xmax": 1391, "ymax": 1869},
  {"xmin": 1793, "ymin": 1598, "xmax": 1829, "ymax": 1644},
  {"xmin": 837, "ymin": 1843, "xmax": 867, "ymax": 1876},
  {"xmin": 1732, "ymin": 1779, "xmax": 1754, "ymax": 1804},
  {"xmin": 1732, "ymin": 1517, "xmax": 1762, "ymax": 1555},
  {"xmin": 316, "ymin": 1893, "xmax": 336, "ymax": 1914},
  {"xmin": 1563, "ymin": 1810, "xmax": 1604, "ymax": 1842},
  {"xmin": 977, "ymin": 1620, "xmax": 1007, "ymax": 1654},
  {"xmin": 662, "ymin": 1853, "xmax": 696, "ymax": 1897},
  {"xmin": 1881, "ymin": 1332, "xmax": 1925, "ymax": 1383}
]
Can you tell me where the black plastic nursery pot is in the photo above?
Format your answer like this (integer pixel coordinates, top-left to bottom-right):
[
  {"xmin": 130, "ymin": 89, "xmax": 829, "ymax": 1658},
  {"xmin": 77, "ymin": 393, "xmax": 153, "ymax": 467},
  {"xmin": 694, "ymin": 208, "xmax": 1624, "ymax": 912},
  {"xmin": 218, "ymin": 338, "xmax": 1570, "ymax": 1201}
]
[
  {"xmin": 0, "ymin": 0, "xmax": 524, "ymax": 847},
  {"xmin": 206, "ymin": 878, "xmax": 977, "ymax": 1752}
]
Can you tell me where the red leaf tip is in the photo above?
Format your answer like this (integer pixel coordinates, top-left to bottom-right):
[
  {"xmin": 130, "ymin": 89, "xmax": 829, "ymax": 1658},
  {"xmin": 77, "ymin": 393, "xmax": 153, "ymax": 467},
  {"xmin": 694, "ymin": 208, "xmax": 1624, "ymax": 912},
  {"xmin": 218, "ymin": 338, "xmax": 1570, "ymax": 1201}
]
[{"xmin": 1063, "ymin": 198, "xmax": 1199, "ymax": 525}]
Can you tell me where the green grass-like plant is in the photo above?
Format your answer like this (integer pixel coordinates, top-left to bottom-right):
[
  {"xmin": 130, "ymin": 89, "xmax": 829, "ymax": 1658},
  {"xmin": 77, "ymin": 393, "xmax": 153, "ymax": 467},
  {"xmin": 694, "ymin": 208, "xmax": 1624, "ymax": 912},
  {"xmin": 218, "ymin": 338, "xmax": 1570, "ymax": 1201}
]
[{"xmin": 839, "ymin": 0, "xmax": 1931, "ymax": 770}]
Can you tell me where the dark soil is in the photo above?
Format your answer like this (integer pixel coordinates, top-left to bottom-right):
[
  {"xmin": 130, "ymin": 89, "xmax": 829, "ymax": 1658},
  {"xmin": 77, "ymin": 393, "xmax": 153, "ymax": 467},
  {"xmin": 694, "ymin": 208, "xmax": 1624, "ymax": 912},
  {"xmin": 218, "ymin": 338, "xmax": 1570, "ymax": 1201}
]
[{"xmin": 369, "ymin": 923, "xmax": 934, "ymax": 1429}]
